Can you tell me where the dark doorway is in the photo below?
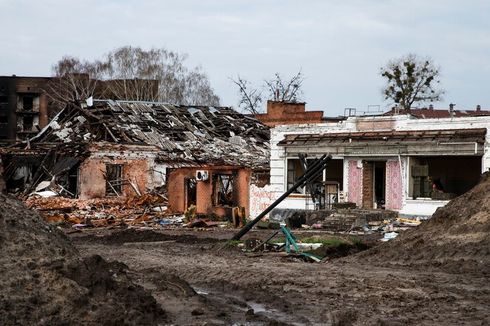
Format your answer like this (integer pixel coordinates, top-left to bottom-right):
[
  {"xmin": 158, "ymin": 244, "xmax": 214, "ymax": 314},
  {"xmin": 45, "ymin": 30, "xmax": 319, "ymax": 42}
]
[
  {"xmin": 185, "ymin": 178, "xmax": 197, "ymax": 209},
  {"xmin": 374, "ymin": 161, "xmax": 386, "ymax": 209}
]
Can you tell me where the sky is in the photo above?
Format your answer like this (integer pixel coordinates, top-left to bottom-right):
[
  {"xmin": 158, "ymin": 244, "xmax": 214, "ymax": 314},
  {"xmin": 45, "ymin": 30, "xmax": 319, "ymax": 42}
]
[{"xmin": 1, "ymin": 0, "xmax": 489, "ymax": 116}]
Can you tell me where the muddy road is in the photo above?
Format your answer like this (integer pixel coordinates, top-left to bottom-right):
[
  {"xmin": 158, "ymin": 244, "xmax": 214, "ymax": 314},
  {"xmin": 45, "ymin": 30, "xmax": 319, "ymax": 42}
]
[{"xmin": 70, "ymin": 228, "xmax": 490, "ymax": 325}]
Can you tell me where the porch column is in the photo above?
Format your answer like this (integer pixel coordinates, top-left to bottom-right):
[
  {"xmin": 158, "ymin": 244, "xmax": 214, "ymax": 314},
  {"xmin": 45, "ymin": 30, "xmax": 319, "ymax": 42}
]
[
  {"xmin": 347, "ymin": 160, "xmax": 362, "ymax": 207},
  {"xmin": 385, "ymin": 160, "xmax": 403, "ymax": 210}
]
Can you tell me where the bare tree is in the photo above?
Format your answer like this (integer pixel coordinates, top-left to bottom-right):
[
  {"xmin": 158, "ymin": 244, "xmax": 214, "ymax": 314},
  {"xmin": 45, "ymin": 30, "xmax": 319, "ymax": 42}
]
[
  {"xmin": 381, "ymin": 54, "xmax": 444, "ymax": 110},
  {"xmin": 231, "ymin": 70, "xmax": 304, "ymax": 114},
  {"xmin": 265, "ymin": 71, "xmax": 304, "ymax": 102},
  {"xmin": 230, "ymin": 75, "xmax": 262, "ymax": 114},
  {"xmin": 46, "ymin": 46, "xmax": 220, "ymax": 107},
  {"xmin": 45, "ymin": 56, "xmax": 109, "ymax": 110}
]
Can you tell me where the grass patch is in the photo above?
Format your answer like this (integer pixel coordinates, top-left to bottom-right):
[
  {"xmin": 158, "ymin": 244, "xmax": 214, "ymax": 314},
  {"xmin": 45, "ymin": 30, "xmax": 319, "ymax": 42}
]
[
  {"xmin": 299, "ymin": 237, "xmax": 346, "ymax": 247},
  {"xmin": 224, "ymin": 240, "xmax": 242, "ymax": 247}
]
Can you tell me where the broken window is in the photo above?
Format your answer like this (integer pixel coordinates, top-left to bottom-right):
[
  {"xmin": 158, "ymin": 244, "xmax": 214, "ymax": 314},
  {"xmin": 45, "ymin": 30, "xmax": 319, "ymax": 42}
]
[
  {"xmin": 22, "ymin": 116, "xmax": 34, "ymax": 131},
  {"xmin": 410, "ymin": 156, "xmax": 481, "ymax": 200},
  {"xmin": 214, "ymin": 173, "xmax": 236, "ymax": 206},
  {"xmin": 22, "ymin": 96, "xmax": 33, "ymax": 111},
  {"xmin": 106, "ymin": 164, "xmax": 123, "ymax": 196},
  {"xmin": 287, "ymin": 159, "xmax": 325, "ymax": 194}
]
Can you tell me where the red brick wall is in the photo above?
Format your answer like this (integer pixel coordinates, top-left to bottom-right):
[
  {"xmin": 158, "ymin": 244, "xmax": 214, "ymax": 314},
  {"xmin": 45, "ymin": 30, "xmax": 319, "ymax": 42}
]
[
  {"xmin": 167, "ymin": 166, "xmax": 251, "ymax": 218},
  {"xmin": 254, "ymin": 101, "xmax": 324, "ymax": 127},
  {"xmin": 78, "ymin": 158, "xmax": 149, "ymax": 199}
]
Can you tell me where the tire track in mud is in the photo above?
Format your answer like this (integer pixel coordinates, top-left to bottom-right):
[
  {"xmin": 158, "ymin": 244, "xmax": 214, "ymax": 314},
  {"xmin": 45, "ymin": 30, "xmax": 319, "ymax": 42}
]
[{"xmin": 74, "ymin": 232, "xmax": 490, "ymax": 325}]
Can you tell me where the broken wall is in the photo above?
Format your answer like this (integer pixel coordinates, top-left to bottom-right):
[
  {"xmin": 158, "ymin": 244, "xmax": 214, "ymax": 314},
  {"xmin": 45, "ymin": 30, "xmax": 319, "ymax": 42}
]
[
  {"xmin": 167, "ymin": 166, "xmax": 251, "ymax": 218},
  {"xmin": 78, "ymin": 145, "xmax": 159, "ymax": 199}
]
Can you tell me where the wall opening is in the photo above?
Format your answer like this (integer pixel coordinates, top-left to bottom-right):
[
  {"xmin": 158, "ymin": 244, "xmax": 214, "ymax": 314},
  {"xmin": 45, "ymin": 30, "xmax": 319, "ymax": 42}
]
[
  {"xmin": 287, "ymin": 158, "xmax": 324, "ymax": 194},
  {"xmin": 185, "ymin": 178, "xmax": 197, "ymax": 208},
  {"xmin": 105, "ymin": 164, "xmax": 123, "ymax": 196},
  {"xmin": 362, "ymin": 161, "xmax": 386, "ymax": 209},
  {"xmin": 23, "ymin": 116, "xmax": 34, "ymax": 131},
  {"xmin": 374, "ymin": 161, "xmax": 386, "ymax": 209},
  {"xmin": 22, "ymin": 96, "xmax": 34, "ymax": 111},
  {"xmin": 410, "ymin": 156, "xmax": 481, "ymax": 199},
  {"xmin": 214, "ymin": 173, "xmax": 237, "ymax": 206}
]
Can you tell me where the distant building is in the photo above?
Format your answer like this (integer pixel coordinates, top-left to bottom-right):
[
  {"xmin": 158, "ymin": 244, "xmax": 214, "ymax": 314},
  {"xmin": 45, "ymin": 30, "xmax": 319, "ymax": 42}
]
[
  {"xmin": 0, "ymin": 76, "xmax": 53, "ymax": 143},
  {"xmin": 0, "ymin": 75, "xmax": 159, "ymax": 144}
]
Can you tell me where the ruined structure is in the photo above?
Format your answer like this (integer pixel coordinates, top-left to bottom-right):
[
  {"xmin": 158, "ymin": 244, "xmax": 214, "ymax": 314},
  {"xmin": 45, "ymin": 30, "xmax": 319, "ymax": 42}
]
[
  {"xmin": 0, "ymin": 76, "xmax": 53, "ymax": 143},
  {"xmin": 254, "ymin": 104, "xmax": 490, "ymax": 217},
  {"xmin": 1, "ymin": 100, "xmax": 269, "ymax": 218},
  {"xmin": 0, "ymin": 75, "xmax": 159, "ymax": 144}
]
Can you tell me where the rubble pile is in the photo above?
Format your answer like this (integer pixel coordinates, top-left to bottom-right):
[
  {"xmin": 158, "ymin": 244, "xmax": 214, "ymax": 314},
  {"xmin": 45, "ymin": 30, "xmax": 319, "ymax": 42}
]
[
  {"xmin": 0, "ymin": 194, "xmax": 166, "ymax": 325},
  {"xmin": 361, "ymin": 172, "xmax": 490, "ymax": 274},
  {"xmin": 25, "ymin": 193, "xmax": 173, "ymax": 228}
]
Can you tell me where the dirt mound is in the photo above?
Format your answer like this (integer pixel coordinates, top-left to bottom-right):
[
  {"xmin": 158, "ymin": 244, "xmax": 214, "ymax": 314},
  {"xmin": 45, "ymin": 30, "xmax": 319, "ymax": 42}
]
[
  {"xmin": 74, "ymin": 228, "xmax": 219, "ymax": 245},
  {"xmin": 359, "ymin": 172, "xmax": 490, "ymax": 274},
  {"xmin": 0, "ymin": 194, "xmax": 166, "ymax": 326}
]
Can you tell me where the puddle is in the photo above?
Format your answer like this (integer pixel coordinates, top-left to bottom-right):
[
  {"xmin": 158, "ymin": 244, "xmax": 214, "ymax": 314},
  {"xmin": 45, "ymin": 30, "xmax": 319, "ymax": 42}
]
[
  {"xmin": 193, "ymin": 287, "xmax": 209, "ymax": 295},
  {"xmin": 192, "ymin": 285, "xmax": 304, "ymax": 325},
  {"xmin": 247, "ymin": 301, "xmax": 267, "ymax": 313}
]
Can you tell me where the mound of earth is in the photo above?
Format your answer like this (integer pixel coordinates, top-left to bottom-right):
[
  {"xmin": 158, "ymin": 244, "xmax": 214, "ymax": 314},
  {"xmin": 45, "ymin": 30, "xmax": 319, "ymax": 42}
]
[
  {"xmin": 0, "ymin": 194, "xmax": 166, "ymax": 326},
  {"xmin": 359, "ymin": 172, "xmax": 490, "ymax": 274}
]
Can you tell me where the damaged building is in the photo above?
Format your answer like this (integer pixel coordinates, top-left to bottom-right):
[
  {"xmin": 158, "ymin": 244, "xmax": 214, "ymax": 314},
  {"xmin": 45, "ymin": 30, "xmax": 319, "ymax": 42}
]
[
  {"xmin": 254, "ymin": 103, "xmax": 490, "ymax": 217},
  {"xmin": 0, "ymin": 76, "xmax": 54, "ymax": 143},
  {"xmin": 0, "ymin": 100, "xmax": 270, "ymax": 218}
]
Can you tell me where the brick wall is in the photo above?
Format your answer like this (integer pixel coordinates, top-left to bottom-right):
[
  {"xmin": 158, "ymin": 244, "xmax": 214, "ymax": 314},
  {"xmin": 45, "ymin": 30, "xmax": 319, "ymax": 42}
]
[{"xmin": 255, "ymin": 101, "xmax": 324, "ymax": 127}]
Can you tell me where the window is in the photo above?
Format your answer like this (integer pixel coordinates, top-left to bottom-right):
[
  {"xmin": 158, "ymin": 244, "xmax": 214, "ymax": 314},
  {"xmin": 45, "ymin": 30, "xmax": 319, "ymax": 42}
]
[
  {"xmin": 106, "ymin": 164, "xmax": 123, "ymax": 196},
  {"xmin": 214, "ymin": 173, "xmax": 236, "ymax": 206},
  {"xmin": 22, "ymin": 96, "xmax": 33, "ymax": 111},
  {"xmin": 22, "ymin": 116, "xmax": 34, "ymax": 131},
  {"xmin": 287, "ymin": 159, "xmax": 324, "ymax": 194}
]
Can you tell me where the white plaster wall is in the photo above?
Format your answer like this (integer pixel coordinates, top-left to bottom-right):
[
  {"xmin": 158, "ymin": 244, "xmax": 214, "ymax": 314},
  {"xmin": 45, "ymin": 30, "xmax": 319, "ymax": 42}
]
[
  {"xmin": 399, "ymin": 199, "xmax": 449, "ymax": 217},
  {"xmin": 268, "ymin": 114, "xmax": 490, "ymax": 216},
  {"xmin": 391, "ymin": 115, "xmax": 490, "ymax": 172}
]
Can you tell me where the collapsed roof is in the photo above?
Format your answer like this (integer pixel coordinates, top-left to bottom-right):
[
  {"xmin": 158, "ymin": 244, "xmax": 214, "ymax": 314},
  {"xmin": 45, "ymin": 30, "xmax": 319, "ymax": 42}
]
[{"xmin": 31, "ymin": 100, "xmax": 270, "ymax": 169}]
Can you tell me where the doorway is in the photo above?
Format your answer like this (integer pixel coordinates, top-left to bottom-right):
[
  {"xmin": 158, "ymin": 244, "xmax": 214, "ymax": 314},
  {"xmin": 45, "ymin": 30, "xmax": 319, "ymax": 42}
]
[
  {"xmin": 185, "ymin": 178, "xmax": 197, "ymax": 209},
  {"xmin": 374, "ymin": 162, "xmax": 386, "ymax": 209},
  {"xmin": 362, "ymin": 161, "xmax": 386, "ymax": 209}
]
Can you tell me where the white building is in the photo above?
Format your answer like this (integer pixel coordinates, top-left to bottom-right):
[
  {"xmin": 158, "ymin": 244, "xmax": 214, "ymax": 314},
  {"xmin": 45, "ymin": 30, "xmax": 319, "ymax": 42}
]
[{"xmin": 252, "ymin": 109, "xmax": 490, "ymax": 218}]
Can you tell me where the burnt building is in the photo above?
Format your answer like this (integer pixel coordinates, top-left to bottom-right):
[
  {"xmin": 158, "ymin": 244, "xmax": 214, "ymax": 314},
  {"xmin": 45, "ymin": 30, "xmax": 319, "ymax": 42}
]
[
  {"xmin": 0, "ymin": 75, "xmax": 160, "ymax": 145},
  {"xmin": 0, "ymin": 76, "xmax": 53, "ymax": 143}
]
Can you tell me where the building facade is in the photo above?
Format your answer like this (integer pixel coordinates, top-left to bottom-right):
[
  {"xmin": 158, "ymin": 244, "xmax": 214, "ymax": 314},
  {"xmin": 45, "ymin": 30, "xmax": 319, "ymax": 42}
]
[{"xmin": 254, "ymin": 111, "xmax": 490, "ymax": 217}]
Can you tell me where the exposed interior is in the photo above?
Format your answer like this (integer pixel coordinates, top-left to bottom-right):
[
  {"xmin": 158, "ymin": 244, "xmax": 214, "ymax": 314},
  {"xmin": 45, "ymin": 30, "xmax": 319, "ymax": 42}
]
[{"xmin": 410, "ymin": 156, "xmax": 482, "ymax": 199}]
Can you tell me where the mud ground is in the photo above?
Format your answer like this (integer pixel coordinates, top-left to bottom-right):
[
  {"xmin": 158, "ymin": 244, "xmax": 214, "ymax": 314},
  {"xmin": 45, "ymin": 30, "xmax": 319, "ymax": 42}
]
[{"xmin": 71, "ymin": 228, "xmax": 490, "ymax": 325}]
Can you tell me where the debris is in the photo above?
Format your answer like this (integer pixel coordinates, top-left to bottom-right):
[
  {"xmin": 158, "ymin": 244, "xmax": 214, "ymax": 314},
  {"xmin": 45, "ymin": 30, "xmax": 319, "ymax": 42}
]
[
  {"xmin": 185, "ymin": 219, "xmax": 223, "ymax": 228},
  {"xmin": 30, "ymin": 190, "xmax": 58, "ymax": 198},
  {"xmin": 380, "ymin": 232, "xmax": 399, "ymax": 242}
]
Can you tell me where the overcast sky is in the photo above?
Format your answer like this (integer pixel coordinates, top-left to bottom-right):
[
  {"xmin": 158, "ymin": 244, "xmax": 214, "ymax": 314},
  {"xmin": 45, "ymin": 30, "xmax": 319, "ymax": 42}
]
[{"xmin": 1, "ymin": 0, "xmax": 489, "ymax": 115}]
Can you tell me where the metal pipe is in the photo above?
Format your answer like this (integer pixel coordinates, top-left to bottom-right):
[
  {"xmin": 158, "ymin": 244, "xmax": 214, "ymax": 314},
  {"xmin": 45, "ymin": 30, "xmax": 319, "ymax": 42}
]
[{"xmin": 231, "ymin": 154, "xmax": 332, "ymax": 240}]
